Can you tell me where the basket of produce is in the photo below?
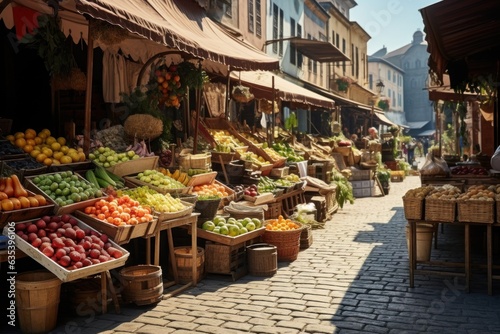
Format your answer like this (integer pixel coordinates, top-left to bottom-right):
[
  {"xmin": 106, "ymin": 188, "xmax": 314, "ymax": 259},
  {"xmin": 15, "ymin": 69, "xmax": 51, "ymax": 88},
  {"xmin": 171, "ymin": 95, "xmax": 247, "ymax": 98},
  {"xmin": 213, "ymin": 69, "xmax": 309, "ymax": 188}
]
[
  {"xmin": 262, "ymin": 217, "xmax": 303, "ymax": 262},
  {"xmin": 402, "ymin": 186, "xmax": 434, "ymax": 220},
  {"xmin": 424, "ymin": 185, "xmax": 461, "ymax": 222},
  {"xmin": 456, "ymin": 185, "xmax": 495, "ymax": 224},
  {"xmin": 124, "ymin": 114, "xmax": 163, "ymax": 141}
]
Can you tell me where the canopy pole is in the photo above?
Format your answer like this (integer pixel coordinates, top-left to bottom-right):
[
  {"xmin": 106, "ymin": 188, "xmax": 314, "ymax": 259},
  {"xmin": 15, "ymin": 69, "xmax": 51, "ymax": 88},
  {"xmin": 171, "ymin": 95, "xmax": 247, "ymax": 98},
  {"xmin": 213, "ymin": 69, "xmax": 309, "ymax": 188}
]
[
  {"xmin": 83, "ymin": 17, "xmax": 94, "ymax": 157},
  {"xmin": 225, "ymin": 65, "xmax": 231, "ymax": 121},
  {"xmin": 270, "ymin": 75, "xmax": 275, "ymax": 146},
  {"xmin": 193, "ymin": 62, "xmax": 203, "ymax": 155}
]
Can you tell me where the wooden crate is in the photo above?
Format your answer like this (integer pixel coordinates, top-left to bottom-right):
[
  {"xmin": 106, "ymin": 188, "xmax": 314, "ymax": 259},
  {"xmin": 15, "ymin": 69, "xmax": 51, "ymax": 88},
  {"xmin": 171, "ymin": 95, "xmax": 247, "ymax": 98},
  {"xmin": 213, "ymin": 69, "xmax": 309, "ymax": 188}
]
[
  {"xmin": 204, "ymin": 241, "xmax": 247, "ymax": 281},
  {"xmin": 106, "ymin": 156, "xmax": 158, "ymax": 177},
  {"xmin": 0, "ymin": 190, "xmax": 55, "ymax": 229},
  {"xmin": 5, "ymin": 216, "xmax": 129, "ymax": 282}
]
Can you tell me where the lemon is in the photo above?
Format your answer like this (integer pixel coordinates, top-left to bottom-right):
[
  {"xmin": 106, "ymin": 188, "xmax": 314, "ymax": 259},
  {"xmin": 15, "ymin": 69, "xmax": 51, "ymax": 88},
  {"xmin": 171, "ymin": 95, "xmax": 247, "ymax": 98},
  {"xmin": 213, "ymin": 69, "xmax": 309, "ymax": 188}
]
[
  {"xmin": 43, "ymin": 158, "xmax": 53, "ymax": 166},
  {"xmin": 34, "ymin": 136, "xmax": 43, "ymax": 145},
  {"xmin": 50, "ymin": 142, "xmax": 61, "ymax": 152},
  {"xmin": 30, "ymin": 150, "xmax": 40, "ymax": 158},
  {"xmin": 60, "ymin": 145, "xmax": 70, "ymax": 154},
  {"xmin": 53, "ymin": 151, "xmax": 64, "ymax": 161},
  {"xmin": 36, "ymin": 153, "xmax": 47, "ymax": 163},
  {"xmin": 45, "ymin": 136, "xmax": 56, "ymax": 145},
  {"xmin": 42, "ymin": 147, "xmax": 53, "ymax": 157},
  {"xmin": 60, "ymin": 155, "xmax": 72, "ymax": 164},
  {"xmin": 57, "ymin": 137, "xmax": 66, "ymax": 146}
]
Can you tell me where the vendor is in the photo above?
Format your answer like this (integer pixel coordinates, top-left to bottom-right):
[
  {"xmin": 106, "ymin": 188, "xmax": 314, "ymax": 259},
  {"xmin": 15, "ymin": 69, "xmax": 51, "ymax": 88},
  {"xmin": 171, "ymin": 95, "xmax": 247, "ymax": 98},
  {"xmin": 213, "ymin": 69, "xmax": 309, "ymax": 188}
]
[{"xmin": 365, "ymin": 127, "xmax": 380, "ymax": 142}]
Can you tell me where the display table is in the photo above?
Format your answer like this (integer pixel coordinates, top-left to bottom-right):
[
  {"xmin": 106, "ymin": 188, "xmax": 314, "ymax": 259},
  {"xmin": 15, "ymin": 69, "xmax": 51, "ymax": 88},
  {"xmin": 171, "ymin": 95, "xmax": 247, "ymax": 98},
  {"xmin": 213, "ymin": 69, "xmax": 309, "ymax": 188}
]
[
  {"xmin": 147, "ymin": 213, "xmax": 199, "ymax": 298},
  {"xmin": 407, "ymin": 219, "xmax": 496, "ymax": 295}
]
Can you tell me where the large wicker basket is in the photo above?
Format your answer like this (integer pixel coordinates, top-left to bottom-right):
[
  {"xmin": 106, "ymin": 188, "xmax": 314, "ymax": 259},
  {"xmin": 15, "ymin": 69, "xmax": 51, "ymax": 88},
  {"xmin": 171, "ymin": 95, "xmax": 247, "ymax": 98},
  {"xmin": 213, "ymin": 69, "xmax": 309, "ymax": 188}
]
[
  {"xmin": 262, "ymin": 221, "xmax": 303, "ymax": 262},
  {"xmin": 402, "ymin": 196, "xmax": 424, "ymax": 220},
  {"xmin": 457, "ymin": 200, "xmax": 494, "ymax": 224},
  {"xmin": 424, "ymin": 198, "xmax": 456, "ymax": 222}
]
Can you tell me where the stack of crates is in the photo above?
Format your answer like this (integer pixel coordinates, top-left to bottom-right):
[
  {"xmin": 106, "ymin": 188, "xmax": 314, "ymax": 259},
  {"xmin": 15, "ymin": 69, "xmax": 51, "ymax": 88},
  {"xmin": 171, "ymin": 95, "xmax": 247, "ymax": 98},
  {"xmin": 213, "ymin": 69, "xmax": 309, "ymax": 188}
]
[{"xmin": 349, "ymin": 168, "xmax": 374, "ymax": 198}]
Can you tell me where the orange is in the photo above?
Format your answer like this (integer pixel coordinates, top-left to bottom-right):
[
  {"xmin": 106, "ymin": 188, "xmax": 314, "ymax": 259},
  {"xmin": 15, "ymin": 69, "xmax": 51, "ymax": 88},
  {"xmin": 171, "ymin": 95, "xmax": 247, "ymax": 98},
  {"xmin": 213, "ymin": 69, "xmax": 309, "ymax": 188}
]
[
  {"xmin": 78, "ymin": 151, "xmax": 86, "ymax": 162},
  {"xmin": 26, "ymin": 138, "xmax": 36, "ymax": 146},
  {"xmin": 34, "ymin": 136, "xmax": 43, "ymax": 145},
  {"xmin": 10, "ymin": 198, "xmax": 21, "ymax": 210},
  {"xmin": 33, "ymin": 194, "xmax": 47, "ymax": 206},
  {"xmin": 41, "ymin": 147, "xmax": 53, "ymax": 157},
  {"xmin": 1, "ymin": 199, "xmax": 14, "ymax": 211},
  {"xmin": 51, "ymin": 159, "xmax": 60, "ymax": 165},
  {"xmin": 69, "ymin": 151, "xmax": 80, "ymax": 162},
  {"xmin": 36, "ymin": 153, "xmax": 47, "ymax": 163},
  {"xmin": 23, "ymin": 144, "xmax": 33, "ymax": 153},
  {"xmin": 43, "ymin": 157, "xmax": 53, "ymax": 166},
  {"xmin": 27, "ymin": 196, "xmax": 39, "ymax": 207},
  {"xmin": 30, "ymin": 150, "xmax": 41, "ymax": 158},
  {"xmin": 14, "ymin": 132, "xmax": 24, "ymax": 139},
  {"xmin": 41, "ymin": 128, "xmax": 51, "ymax": 137},
  {"xmin": 52, "ymin": 151, "xmax": 64, "ymax": 161},
  {"xmin": 45, "ymin": 136, "xmax": 56, "ymax": 145},
  {"xmin": 37, "ymin": 132, "xmax": 47, "ymax": 140},
  {"xmin": 18, "ymin": 196, "xmax": 30, "ymax": 209},
  {"xmin": 24, "ymin": 129, "xmax": 36, "ymax": 139},
  {"xmin": 14, "ymin": 138, "xmax": 26, "ymax": 148},
  {"xmin": 60, "ymin": 145, "xmax": 70, "ymax": 155},
  {"xmin": 5, "ymin": 134, "xmax": 15, "ymax": 142}
]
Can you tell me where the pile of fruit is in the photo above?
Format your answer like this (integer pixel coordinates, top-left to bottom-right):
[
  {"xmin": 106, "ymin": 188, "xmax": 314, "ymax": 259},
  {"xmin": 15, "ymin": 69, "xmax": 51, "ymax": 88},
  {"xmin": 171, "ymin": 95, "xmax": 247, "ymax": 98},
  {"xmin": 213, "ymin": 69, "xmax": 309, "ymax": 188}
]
[
  {"xmin": 89, "ymin": 146, "xmax": 142, "ymax": 168},
  {"xmin": 30, "ymin": 171, "xmax": 104, "ymax": 207},
  {"xmin": 243, "ymin": 184, "xmax": 259, "ymax": 197},
  {"xmin": 82, "ymin": 195, "xmax": 154, "ymax": 226},
  {"xmin": 210, "ymin": 130, "xmax": 246, "ymax": 151},
  {"xmin": 265, "ymin": 215, "xmax": 301, "ymax": 231},
  {"xmin": 272, "ymin": 142, "xmax": 304, "ymax": 162},
  {"xmin": 136, "ymin": 169, "xmax": 186, "ymax": 190},
  {"xmin": 6, "ymin": 128, "xmax": 85, "ymax": 166},
  {"xmin": 157, "ymin": 168, "xmax": 190, "ymax": 186},
  {"xmin": 14, "ymin": 214, "xmax": 123, "ymax": 270},
  {"xmin": 0, "ymin": 140, "xmax": 23, "ymax": 157},
  {"xmin": 450, "ymin": 165, "xmax": 489, "ymax": 176},
  {"xmin": 0, "ymin": 174, "xmax": 47, "ymax": 211},
  {"xmin": 154, "ymin": 63, "xmax": 183, "ymax": 108},
  {"xmin": 3, "ymin": 157, "xmax": 44, "ymax": 172},
  {"xmin": 262, "ymin": 147, "xmax": 285, "ymax": 162},
  {"xmin": 426, "ymin": 185, "xmax": 461, "ymax": 200},
  {"xmin": 239, "ymin": 150, "xmax": 270, "ymax": 165},
  {"xmin": 191, "ymin": 182, "xmax": 229, "ymax": 198},
  {"xmin": 118, "ymin": 186, "xmax": 187, "ymax": 213},
  {"xmin": 201, "ymin": 216, "xmax": 263, "ymax": 236},
  {"xmin": 403, "ymin": 186, "xmax": 435, "ymax": 199},
  {"xmin": 457, "ymin": 185, "xmax": 495, "ymax": 201}
]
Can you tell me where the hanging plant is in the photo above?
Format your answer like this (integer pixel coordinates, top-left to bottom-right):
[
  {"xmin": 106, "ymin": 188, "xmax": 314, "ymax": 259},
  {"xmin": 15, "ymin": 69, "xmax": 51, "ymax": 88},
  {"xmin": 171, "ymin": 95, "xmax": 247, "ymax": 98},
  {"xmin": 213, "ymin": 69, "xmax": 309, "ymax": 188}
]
[
  {"xmin": 336, "ymin": 76, "xmax": 353, "ymax": 92},
  {"xmin": 377, "ymin": 98, "xmax": 390, "ymax": 111},
  {"xmin": 20, "ymin": 14, "xmax": 76, "ymax": 77}
]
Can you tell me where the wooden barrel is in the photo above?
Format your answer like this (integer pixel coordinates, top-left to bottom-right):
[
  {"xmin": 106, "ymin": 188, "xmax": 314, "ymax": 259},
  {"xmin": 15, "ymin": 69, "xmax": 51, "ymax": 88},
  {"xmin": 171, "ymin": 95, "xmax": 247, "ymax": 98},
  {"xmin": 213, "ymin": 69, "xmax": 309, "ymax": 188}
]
[
  {"xmin": 119, "ymin": 265, "xmax": 163, "ymax": 306},
  {"xmin": 173, "ymin": 247, "xmax": 205, "ymax": 284},
  {"xmin": 15, "ymin": 270, "xmax": 62, "ymax": 334},
  {"xmin": 246, "ymin": 243, "xmax": 277, "ymax": 277}
]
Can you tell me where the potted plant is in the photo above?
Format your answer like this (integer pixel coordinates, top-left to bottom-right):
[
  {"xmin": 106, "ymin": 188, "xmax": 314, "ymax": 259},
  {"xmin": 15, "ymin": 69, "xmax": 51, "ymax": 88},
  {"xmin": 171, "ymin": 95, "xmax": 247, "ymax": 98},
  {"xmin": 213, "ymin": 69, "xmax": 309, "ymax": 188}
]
[{"xmin": 377, "ymin": 97, "xmax": 390, "ymax": 111}]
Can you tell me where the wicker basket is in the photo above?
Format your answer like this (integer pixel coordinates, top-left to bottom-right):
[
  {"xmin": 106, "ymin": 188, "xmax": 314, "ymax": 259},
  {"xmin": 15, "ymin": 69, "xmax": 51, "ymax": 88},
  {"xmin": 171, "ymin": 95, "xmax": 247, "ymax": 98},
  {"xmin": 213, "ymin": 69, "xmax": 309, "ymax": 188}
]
[
  {"xmin": 403, "ymin": 196, "xmax": 424, "ymax": 220},
  {"xmin": 424, "ymin": 198, "xmax": 456, "ymax": 222},
  {"xmin": 264, "ymin": 202, "xmax": 282, "ymax": 220},
  {"xmin": 178, "ymin": 152, "xmax": 211, "ymax": 170},
  {"xmin": 334, "ymin": 146, "xmax": 352, "ymax": 157},
  {"xmin": 262, "ymin": 222, "xmax": 303, "ymax": 262},
  {"xmin": 457, "ymin": 200, "xmax": 494, "ymax": 224}
]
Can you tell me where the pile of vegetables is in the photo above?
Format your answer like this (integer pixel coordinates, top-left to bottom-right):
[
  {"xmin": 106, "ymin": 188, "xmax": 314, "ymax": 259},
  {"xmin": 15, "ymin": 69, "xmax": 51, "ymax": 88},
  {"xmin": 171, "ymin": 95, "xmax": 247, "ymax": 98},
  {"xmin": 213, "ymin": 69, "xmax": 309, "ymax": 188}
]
[{"xmin": 331, "ymin": 169, "xmax": 354, "ymax": 209}]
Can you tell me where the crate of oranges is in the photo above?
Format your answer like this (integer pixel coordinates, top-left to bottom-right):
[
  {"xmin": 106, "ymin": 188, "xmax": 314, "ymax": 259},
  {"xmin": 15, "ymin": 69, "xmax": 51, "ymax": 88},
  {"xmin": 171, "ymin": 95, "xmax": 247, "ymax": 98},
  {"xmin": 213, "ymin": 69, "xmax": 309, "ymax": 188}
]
[{"xmin": 262, "ymin": 216, "xmax": 303, "ymax": 262}]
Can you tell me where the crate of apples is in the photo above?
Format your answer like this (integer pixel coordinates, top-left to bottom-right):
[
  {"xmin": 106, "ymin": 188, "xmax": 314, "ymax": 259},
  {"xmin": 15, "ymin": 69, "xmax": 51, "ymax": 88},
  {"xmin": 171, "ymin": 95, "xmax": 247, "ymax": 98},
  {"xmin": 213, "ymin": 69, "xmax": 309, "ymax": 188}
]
[{"xmin": 8, "ymin": 214, "xmax": 129, "ymax": 282}]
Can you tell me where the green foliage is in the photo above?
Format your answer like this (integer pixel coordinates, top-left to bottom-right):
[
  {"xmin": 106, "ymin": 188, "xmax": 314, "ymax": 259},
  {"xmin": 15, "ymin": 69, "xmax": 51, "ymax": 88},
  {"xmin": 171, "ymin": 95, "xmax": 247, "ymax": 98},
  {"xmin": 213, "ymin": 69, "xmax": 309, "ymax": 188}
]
[
  {"xmin": 20, "ymin": 14, "xmax": 76, "ymax": 77},
  {"xmin": 331, "ymin": 170, "xmax": 354, "ymax": 209},
  {"xmin": 377, "ymin": 168, "xmax": 391, "ymax": 183},
  {"xmin": 285, "ymin": 112, "xmax": 298, "ymax": 131}
]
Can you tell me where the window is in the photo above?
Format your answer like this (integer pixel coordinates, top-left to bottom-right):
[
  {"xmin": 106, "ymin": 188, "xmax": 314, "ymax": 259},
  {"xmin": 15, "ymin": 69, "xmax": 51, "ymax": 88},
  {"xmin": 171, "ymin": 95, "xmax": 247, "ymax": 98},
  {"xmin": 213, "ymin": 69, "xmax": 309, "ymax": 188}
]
[
  {"xmin": 388, "ymin": 88, "xmax": 391, "ymax": 100},
  {"xmin": 393, "ymin": 72, "xmax": 396, "ymax": 83},
  {"xmin": 248, "ymin": 0, "xmax": 254, "ymax": 33},
  {"xmin": 355, "ymin": 47, "xmax": 359, "ymax": 78},
  {"xmin": 387, "ymin": 69, "xmax": 391, "ymax": 80},
  {"xmin": 272, "ymin": 4, "xmax": 278, "ymax": 54},
  {"xmin": 342, "ymin": 38, "xmax": 346, "ymax": 73},
  {"xmin": 307, "ymin": 33, "xmax": 312, "ymax": 72},
  {"xmin": 224, "ymin": 0, "xmax": 232, "ymax": 17},
  {"xmin": 255, "ymin": 0, "xmax": 261, "ymax": 37},
  {"xmin": 279, "ymin": 9, "xmax": 284, "ymax": 56},
  {"xmin": 331, "ymin": 29, "xmax": 335, "ymax": 44},
  {"xmin": 368, "ymin": 74, "xmax": 373, "ymax": 90},
  {"xmin": 336, "ymin": 34, "xmax": 340, "ymax": 68},
  {"xmin": 351, "ymin": 43, "xmax": 354, "ymax": 76},
  {"xmin": 415, "ymin": 59, "xmax": 421, "ymax": 68},
  {"xmin": 297, "ymin": 24, "xmax": 302, "ymax": 68},
  {"xmin": 398, "ymin": 93, "xmax": 402, "ymax": 106},
  {"xmin": 313, "ymin": 38, "xmax": 317, "ymax": 74},
  {"xmin": 404, "ymin": 61, "xmax": 409, "ymax": 69},
  {"xmin": 290, "ymin": 18, "xmax": 296, "ymax": 65}
]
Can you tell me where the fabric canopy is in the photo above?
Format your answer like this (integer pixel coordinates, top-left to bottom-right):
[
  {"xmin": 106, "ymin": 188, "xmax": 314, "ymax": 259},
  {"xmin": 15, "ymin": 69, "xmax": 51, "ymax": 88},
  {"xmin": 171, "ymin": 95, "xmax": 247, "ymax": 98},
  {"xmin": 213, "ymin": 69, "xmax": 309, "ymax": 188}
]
[
  {"xmin": 289, "ymin": 37, "xmax": 349, "ymax": 63},
  {"xmin": 373, "ymin": 112, "xmax": 397, "ymax": 127},
  {"xmin": 231, "ymin": 71, "xmax": 335, "ymax": 109},
  {"xmin": 74, "ymin": 0, "xmax": 279, "ymax": 72}
]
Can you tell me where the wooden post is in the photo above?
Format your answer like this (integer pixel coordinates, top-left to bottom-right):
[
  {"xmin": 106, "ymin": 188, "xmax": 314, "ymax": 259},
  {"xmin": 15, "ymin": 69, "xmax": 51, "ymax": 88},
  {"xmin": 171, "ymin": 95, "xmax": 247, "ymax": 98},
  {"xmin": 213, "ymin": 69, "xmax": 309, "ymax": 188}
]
[{"xmin": 83, "ymin": 18, "xmax": 94, "ymax": 157}]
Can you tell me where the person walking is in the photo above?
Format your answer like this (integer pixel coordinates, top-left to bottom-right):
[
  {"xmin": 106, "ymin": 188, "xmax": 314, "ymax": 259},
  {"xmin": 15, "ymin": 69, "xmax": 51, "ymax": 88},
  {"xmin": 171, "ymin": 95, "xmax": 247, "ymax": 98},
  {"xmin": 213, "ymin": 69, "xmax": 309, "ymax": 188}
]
[
  {"xmin": 422, "ymin": 137, "xmax": 429, "ymax": 156},
  {"xmin": 407, "ymin": 138, "xmax": 417, "ymax": 163}
]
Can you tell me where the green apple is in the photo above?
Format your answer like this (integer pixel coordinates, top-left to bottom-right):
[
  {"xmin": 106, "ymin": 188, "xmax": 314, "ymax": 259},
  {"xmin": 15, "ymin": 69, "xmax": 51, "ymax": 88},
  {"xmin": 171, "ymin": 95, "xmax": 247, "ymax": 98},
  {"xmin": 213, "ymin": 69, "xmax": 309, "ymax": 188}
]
[
  {"xmin": 219, "ymin": 225, "xmax": 229, "ymax": 235},
  {"xmin": 213, "ymin": 216, "xmax": 226, "ymax": 225},
  {"xmin": 228, "ymin": 225, "xmax": 239, "ymax": 237},
  {"xmin": 239, "ymin": 227, "xmax": 248, "ymax": 234},
  {"xmin": 246, "ymin": 222, "xmax": 256, "ymax": 231},
  {"xmin": 202, "ymin": 221, "xmax": 215, "ymax": 231},
  {"xmin": 252, "ymin": 218, "xmax": 262, "ymax": 229}
]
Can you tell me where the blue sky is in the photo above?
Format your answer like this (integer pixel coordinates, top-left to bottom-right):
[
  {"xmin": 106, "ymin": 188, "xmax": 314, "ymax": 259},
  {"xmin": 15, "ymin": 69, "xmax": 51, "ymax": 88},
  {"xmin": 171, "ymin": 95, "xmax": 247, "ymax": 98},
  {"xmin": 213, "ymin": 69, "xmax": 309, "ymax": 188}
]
[{"xmin": 350, "ymin": 0, "xmax": 441, "ymax": 55}]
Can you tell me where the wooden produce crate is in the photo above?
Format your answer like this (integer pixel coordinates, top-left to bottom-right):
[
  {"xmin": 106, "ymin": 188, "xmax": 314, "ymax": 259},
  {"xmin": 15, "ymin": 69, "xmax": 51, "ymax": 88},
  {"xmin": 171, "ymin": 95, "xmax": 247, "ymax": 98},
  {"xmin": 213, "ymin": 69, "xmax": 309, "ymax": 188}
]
[
  {"xmin": 0, "ymin": 140, "xmax": 26, "ymax": 160},
  {"xmin": 195, "ymin": 226, "xmax": 266, "ymax": 246},
  {"xmin": 1, "ymin": 157, "xmax": 48, "ymax": 183},
  {"xmin": 154, "ymin": 201, "xmax": 194, "ymax": 223},
  {"xmin": 457, "ymin": 200, "xmax": 494, "ymax": 224},
  {"xmin": 49, "ymin": 160, "xmax": 94, "ymax": 174},
  {"xmin": 105, "ymin": 156, "xmax": 158, "ymax": 177},
  {"xmin": 0, "ymin": 190, "xmax": 55, "ymax": 229},
  {"xmin": 25, "ymin": 172, "xmax": 106, "ymax": 215},
  {"xmin": 124, "ymin": 175, "xmax": 191, "ymax": 195},
  {"xmin": 204, "ymin": 241, "xmax": 248, "ymax": 281},
  {"xmin": 73, "ymin": 211, "xmax": 157, "ymax": 244},
  {"xmin": 178, "ymin": 152, "xmax": 211, "ymax": 171},
  {"xmin": 3, "ymin": 216, "xmax": 130, "ymax": 282}
]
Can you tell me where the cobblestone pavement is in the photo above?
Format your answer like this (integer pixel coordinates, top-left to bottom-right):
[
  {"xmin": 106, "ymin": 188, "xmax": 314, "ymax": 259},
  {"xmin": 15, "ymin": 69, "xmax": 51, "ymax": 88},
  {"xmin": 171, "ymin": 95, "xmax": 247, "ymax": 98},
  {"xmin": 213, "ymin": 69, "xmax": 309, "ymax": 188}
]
[{"xmin": 8, "ymin": 169, "xmax": 500, "ymax": 333}]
